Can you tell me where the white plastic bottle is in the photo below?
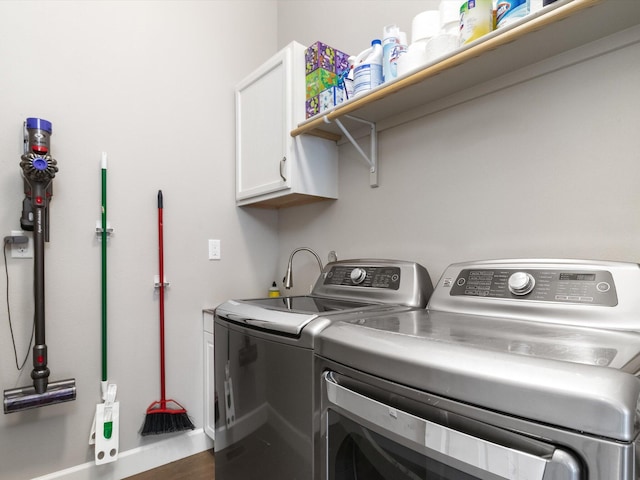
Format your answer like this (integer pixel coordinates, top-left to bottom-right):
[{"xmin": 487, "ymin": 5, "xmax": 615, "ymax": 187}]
[
  {"xmin": 344, "ymin": 55, "xmax": 356, "ymax": 99},
  {"xmin": 496, "ymin": 0, "xmax": 530, "ymax": 28},
  {"xmin": 384, "ymin": 32, "xmax": 408, "ymax": 82},
  {"xmin": 353, "ymin": 39, "xmax": 383, "ymax": 96},
  {"xmin": 382, "ymin": 24, "xmax": 400, "ymax": 82},
  {"xmin": 460, "ymin": 0, "xmax": 493, "ymax": 45}
]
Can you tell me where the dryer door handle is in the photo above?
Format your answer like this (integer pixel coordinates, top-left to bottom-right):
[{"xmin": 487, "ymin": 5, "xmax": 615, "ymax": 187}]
[{"xmin": 323, "ymin": 372, "xmax": 582, "ymax": 480}]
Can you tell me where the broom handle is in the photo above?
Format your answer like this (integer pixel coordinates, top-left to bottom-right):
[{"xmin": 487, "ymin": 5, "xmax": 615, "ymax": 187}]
[{"xmin": 158, "ymin": 190, "xmax": 166, "ymax": 405}]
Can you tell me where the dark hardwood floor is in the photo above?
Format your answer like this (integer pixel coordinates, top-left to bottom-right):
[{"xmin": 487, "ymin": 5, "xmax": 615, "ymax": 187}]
[{"xmin": 124, "ymin": 449, "xmax": 215, "ymax": 480}]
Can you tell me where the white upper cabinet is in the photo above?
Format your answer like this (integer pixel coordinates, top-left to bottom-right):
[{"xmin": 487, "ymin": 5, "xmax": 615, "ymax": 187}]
[{"xmin": 236, "ymin": 41, "xmax": 338, "ymax": 208}]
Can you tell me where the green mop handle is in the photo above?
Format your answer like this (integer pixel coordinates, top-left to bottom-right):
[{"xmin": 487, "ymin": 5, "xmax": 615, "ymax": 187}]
[{"xmin": 101, "ymin": 153, "xmax": 108, "ymax": 386}]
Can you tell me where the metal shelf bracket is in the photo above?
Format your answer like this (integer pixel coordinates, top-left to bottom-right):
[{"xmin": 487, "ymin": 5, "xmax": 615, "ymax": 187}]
[{"xmin": 324, "ymin": 115, "xmax": 378, "ymax": 188}]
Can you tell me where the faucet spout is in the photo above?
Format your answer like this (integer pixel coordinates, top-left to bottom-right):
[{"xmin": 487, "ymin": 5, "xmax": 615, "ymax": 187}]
[{"xmin": 284, "ymin": 247, "xmax": 324, "ymax": 290}]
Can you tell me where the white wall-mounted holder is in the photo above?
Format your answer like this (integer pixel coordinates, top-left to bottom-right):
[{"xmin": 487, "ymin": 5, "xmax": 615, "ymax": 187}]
[
  {"xmin": 93, "ymin": 384, "xmax": 120, "ymax": 465},
  {"xmin": 154, "ymin": 275, "xmax": 170, "ymax": 289},
  {"xmin": 95, "ymin": 220, "xmax": 114, "ymax": 240},
  {"xmin": 323, "ymin": 114, "xmax": 378, "ymax": 187}
]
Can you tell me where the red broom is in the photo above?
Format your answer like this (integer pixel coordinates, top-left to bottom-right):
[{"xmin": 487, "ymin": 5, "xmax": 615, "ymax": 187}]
[{"xmin": 141, "ymin": 190, "xmax": 195, "ymax": 435}]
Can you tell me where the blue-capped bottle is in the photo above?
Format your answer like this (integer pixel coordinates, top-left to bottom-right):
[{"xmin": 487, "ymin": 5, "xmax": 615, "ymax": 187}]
[{"xmin": 353, "ymin": 39, "xmax": 383, "ymax": 96}]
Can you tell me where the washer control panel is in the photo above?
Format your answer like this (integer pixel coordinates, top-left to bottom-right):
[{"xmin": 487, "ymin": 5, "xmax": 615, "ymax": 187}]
[
  {"xmin": 324, "ymin": 265, "xmax": 401, "ymax": 290},
  {"xmin": 449, "ymin": 268, "xmax": 617, "ymax": 306}
]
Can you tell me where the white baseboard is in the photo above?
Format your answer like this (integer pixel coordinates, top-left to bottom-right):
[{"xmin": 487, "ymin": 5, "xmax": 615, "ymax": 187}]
[{"xmin": 32, "ymin": 429, "xmax": 214, "ymax": 480}]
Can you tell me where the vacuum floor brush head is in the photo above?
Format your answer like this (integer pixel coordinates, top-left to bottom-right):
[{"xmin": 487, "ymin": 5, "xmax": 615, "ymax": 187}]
[{"xmin": 3, "ymin": 379, "xmax": 76, "ymax": 414}]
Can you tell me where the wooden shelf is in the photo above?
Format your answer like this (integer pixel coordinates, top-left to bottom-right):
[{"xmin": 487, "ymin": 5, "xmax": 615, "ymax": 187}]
[{"xmin": 291, "ymin": 0, "xmax": 640, "ymax": 140}]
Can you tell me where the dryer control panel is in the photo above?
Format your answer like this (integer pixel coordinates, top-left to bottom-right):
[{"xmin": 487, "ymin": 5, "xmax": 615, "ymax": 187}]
[
  {"xmin": 431, "ymin": 260, "xmax": 640, "ymax": 333},
  {"xmin": 324, "ymin": 265, "xmax": 401, "ymax": 290},
  {"xmin": 449, "ymin": 268, "xmax": 617, "ymax": 306}
]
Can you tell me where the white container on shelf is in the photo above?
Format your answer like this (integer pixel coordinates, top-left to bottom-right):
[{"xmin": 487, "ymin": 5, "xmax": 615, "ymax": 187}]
[
  {"xmin": 496, "ymin": 0, "xmax": 530, "ymax": 28},
  {"xmin": 460, "ymin": 0, "xmax": 493, "ymax": 45},
  {"xmin": 412, "ymin": 9, "xmax": 440, "ymax": 44},
  {"xmin": 382, "ymin": 24, "xmax": 400, "ymax": 82},
  {"xmin": 397, "ymin": 10, "xmax": 439, "ymax": 77},
  {"xmin": 425, "ymin": 1, "xmax": 461, "ymax": 62},
  {"xmin": 354, "ymin": 39, "xmax": 383, "ymax": 96},
  {"xmin": 382, "ymin": 25, "xmax": 408, "ymax": 83}
]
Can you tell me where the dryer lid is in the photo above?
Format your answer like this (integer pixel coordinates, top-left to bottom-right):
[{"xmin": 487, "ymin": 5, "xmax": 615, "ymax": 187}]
[{"xmin": 316, "ymin": 310, "xmax": 640, "ymax": 442}]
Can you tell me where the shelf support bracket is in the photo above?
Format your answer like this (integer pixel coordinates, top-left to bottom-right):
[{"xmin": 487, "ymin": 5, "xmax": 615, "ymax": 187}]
[{"xmin": 324, "ymin": 115, "xmax": 378, "ymax": 188}]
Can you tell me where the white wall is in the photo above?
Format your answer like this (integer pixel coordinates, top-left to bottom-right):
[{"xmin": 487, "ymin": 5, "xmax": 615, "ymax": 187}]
[
  {"xmin": 0, "ymin": 2, "xmax": 280, "ymax": 479},
  {"xmin": 276, "ymin": 1, "xmax": 640, "ymax": 293},
  {"xmin": 1, "ymin": 1, "xmax": 638, "ymax": 478}
]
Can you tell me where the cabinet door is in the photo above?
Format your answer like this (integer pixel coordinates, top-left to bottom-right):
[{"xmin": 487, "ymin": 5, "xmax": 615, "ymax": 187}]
[
  {"xmin": 203, "ymin": 313, "xmax": 215, "ymax": 440},
  {"xmin": 236, "ymin": 47, "xmax": 291, "ymax": 200}
]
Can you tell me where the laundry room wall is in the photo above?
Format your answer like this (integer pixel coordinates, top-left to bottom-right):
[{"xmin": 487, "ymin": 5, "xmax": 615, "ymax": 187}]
[
  {"xmin": 274, "ymin": 1, "xmax": 640, "ymax": 291},
  {"xmin": 0, "ymin": 2, "xmax": 279, "ymax": 479}
]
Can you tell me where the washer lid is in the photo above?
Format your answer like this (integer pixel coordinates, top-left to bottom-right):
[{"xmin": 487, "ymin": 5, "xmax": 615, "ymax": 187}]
[
  {"xmin": 216, "ymin": 299, "xmax": 317, "ymax": 335},
  {"xmin": 215, "ymin": 296, "xmax": 383, "ymax": 335},
  {"xmin": 316, "ymin": 310, "xmax": 640, "ymax": 441}
]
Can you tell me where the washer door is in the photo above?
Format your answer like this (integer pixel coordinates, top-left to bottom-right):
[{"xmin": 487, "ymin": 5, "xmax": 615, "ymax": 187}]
[{"xmin": 322, "ymin": 372, "xmax": 582, "ymax": 480}]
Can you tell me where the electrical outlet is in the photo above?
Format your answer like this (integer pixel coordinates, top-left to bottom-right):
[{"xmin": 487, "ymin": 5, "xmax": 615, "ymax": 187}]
[
  {"xmin": 208, "ymin": 239, "xmax": 220, "ymax": 260},
  {"xmin": 10, "ymin": 230, "xmax": 33, "ymax": 258}
]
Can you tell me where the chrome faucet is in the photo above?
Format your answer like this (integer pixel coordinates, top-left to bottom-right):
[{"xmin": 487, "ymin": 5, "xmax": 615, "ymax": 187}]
[{"xmin": 284, "ymin": 247, "xmax": 324, "ymax": 290}]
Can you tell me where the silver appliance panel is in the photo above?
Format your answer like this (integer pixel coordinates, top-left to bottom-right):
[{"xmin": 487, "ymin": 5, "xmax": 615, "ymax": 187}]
[
  {"xmin": 215, "ymin": 297, "xmax": 386, "ymax": 336},
  {"xmin": 315, "ymin": 259, "xmax": 640, "ymax": 480},
  {"xmin": 214, "ymin": 259, "xmax": 433, "ymax": 480},
  {"xmin": 316, "ymin": 313, "xmax": 640, "ymax": 442},
  {"xmin": 347, "ymin": 309, "xmax": 640, "ymax": 371},
  {"xmin": 321, "ymin": 370, "xmax": 583, "ymax": 480},
  {"xmin": 311, "ymin": 259, "xmax": 433, "ymax": 308},
  {"xmin": 216, "ymin": 259, "xmax": 433, "ymax": 335},
  {"xmin": 430, "ymin": 259, "xmax": 640, "ymax": 331},
  {"xmin": 316, "ymin": 359, "xmax": 635, "ymax": 480}
]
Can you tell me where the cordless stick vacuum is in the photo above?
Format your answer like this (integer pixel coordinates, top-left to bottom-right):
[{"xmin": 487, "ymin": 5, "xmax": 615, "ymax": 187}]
[{"xmin": 3, "ymin": 118, "xmax": 76, "ymax": 414}]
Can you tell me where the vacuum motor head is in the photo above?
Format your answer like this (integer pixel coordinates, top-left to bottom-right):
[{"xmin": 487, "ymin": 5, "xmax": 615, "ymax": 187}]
[{"xmin": 20, "ymin": 117, "xmax": 58, "ymax": 183}]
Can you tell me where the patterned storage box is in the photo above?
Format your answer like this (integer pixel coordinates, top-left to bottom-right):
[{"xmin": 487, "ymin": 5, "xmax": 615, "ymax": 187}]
[{"xmin": 304, "ymin": 41, "xmax": 350, "ymax": 118}]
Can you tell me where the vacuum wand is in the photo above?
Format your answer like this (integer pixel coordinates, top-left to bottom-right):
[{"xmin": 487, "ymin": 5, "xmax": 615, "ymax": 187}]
[{"xmin": 3, "ymin": 118, "xmax": 75, "ymax": 414}]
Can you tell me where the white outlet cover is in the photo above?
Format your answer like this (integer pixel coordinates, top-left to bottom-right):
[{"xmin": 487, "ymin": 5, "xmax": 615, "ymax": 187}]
[
  {"xmin": 208, "ymin": 239, "xmax": 220, "ymax": 260},
  {"xmin": 10, "ymin": 230, "xmax": 33, "ymax": 258}
]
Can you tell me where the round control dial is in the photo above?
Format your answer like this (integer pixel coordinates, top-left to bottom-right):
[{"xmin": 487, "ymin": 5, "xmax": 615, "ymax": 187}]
[
  {"xmin": 350, "ymin": 267, "xmax": 367, "ymax": 285},
  {"xmin": 508, "ymin": 272, "xmax": 535, "ymax": 296}
]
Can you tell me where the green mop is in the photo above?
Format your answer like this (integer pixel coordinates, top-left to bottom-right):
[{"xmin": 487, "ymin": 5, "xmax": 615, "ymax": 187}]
[{"xmin": 89, "ymin": 152, "xmax": 119, "ymax": 464}]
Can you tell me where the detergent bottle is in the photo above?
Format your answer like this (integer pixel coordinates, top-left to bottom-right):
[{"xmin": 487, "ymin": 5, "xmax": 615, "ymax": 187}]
[
  {"xmin": 353, "ymin": 39, "xmax": 383, "ymax": 96},
  {"xmin": 268, "ymin": 281, "xmax": 280, "ymax": 297}
]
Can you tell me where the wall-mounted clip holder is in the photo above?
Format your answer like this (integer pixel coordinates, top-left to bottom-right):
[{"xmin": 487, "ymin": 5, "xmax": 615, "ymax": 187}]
[
  {"xmin": 324, "ymin": 114, "xmax": 378, "ymax": 187},
  {"xmin": 95, "ymin": 221, "xmax": 114, "ymax": 240},
  {"xmin": 154, "ymin": 275, "xmax": 170, "ymax": 289}
]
